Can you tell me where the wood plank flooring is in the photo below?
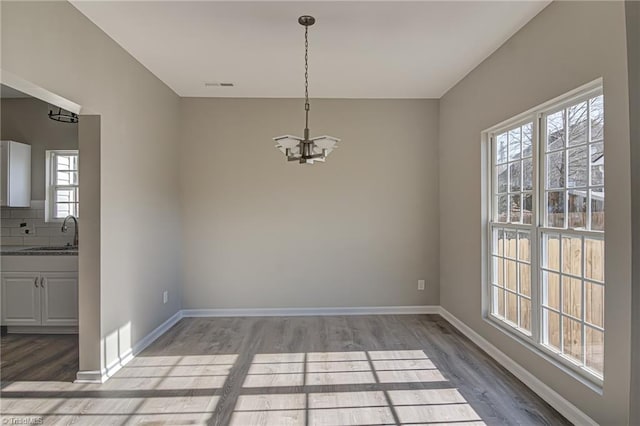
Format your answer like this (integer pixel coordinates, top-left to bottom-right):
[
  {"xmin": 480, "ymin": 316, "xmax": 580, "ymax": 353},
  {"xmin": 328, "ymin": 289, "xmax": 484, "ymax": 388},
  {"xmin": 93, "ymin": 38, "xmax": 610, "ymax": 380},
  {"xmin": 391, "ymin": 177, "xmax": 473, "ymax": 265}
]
[
  {"xmin": 0, "ymin": 315, "xmax": 570, "ymax": 425},
  {"xmin": 1, "ymin": 334, "xmax": 78, "ymax": 383}
]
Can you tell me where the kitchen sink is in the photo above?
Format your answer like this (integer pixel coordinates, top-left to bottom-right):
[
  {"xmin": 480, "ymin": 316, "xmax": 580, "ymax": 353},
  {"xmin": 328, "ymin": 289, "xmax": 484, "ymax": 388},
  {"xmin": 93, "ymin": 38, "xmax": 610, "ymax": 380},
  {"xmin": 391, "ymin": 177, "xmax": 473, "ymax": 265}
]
[{"xmin": 23, "ymin": 246, "xmax": 78, "ymax": 251}]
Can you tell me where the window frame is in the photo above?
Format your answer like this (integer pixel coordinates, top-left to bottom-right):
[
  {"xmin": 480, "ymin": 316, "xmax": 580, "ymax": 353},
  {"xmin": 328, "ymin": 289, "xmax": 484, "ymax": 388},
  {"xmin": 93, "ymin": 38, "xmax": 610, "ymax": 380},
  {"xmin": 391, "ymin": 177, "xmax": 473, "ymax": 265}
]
[
  {"xmin": 484, "ymin": 80, "xmax": 604, "ymax": 388},
  {"xmin": 488, "ymin": 117, "xmax": 538, "ymax": 339},
  {"xmin": 45, "ymin": 149, "xmax": 79, "ymax": 223}
]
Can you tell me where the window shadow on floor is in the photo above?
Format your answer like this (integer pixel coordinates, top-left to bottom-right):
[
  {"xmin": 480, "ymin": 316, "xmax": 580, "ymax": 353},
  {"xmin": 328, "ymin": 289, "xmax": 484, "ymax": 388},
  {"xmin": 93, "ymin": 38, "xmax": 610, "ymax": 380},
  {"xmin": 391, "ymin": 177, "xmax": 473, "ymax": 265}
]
[{"xmin": 0, "ymin": 315, "xmax": 571, "ymax": 425}]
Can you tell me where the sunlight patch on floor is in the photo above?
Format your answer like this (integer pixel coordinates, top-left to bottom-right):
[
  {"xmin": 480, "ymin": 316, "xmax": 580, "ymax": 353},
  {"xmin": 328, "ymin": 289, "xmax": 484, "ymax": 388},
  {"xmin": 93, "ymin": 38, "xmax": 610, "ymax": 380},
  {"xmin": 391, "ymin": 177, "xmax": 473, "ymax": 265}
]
[
  {"xmin": 229, "ymin": 388, "xmax": 483, "ymax": 426},
  {"xmin": 389, "ymin": 389, "xmax": 483, "ymax": 424},
  {"xmin": 2, "ymin": 351, "xmax": 486, "ymax": 425},
  {"xmin": 0, "ymin": 355, "xmax": 235, "ymax": 424},
  {"xmin": 232, "ymin": 350, "xmax": 485, "ymax": 426}
]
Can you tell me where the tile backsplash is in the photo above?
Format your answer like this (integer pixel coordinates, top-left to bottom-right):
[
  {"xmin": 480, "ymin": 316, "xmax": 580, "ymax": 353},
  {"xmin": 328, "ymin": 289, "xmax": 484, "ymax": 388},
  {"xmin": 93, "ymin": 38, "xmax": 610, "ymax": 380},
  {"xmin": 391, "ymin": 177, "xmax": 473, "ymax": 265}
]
[{"xmin": 1, "ymin": 200, "xmax": 76, "ymax": 246}]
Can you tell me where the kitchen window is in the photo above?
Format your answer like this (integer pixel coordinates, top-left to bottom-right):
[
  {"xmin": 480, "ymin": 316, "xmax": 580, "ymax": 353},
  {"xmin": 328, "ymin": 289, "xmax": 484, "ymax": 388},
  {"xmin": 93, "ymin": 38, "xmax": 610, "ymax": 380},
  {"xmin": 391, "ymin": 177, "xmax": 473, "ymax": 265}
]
[
  {"xmin": 487, "ymin": 82, "xmax": 604, "ymax": 382},
  {"xmin": 46, "ymin": 150, "xmax": 79, "ymax": 221}
]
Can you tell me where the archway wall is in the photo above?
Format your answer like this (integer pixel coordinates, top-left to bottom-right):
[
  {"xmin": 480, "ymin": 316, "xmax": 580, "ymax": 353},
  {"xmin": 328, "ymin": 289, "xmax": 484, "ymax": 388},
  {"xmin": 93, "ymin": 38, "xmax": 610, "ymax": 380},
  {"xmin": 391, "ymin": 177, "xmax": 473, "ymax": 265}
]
[{"xmin": 1, "ymin": 1, "xmax": 184, "ymax": 376}]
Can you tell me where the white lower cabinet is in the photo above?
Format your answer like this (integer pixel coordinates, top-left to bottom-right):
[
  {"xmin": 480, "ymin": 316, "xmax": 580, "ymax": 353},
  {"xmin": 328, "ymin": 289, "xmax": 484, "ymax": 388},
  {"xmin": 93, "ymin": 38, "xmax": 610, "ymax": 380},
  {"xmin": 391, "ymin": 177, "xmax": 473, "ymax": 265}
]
[
  {"xmin": 1, "ymin": 273, "xmax": 41, "ymax": 325},
  {"xmin": 41, "ymin": 272, "xmax": 79, "ymax": 326},
  {"xmin": 1, "ymin": 271, "xmax": 78, "ymax": 327}
]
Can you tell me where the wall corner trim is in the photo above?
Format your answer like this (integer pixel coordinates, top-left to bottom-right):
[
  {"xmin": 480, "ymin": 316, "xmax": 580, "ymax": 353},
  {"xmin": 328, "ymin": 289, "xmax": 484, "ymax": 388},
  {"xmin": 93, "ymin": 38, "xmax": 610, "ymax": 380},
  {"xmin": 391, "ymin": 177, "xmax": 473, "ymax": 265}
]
[
  {"xmin": 181, "ymin": 305, "xmax": 440, "ymax": 317},
  {"xmin": 438, "ymin": 307, "xmax": 598, "ymax": 426},
  {"xmin": 74, "ymin": 310, "xmax": 184, "ymax": 384}
]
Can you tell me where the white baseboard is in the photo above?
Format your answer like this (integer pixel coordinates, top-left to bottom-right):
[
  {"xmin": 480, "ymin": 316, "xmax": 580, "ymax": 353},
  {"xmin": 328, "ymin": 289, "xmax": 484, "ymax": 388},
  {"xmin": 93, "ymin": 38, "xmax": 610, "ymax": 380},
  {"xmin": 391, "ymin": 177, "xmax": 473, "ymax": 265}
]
[
  {"xmin": 131, "ymin": 310, "xmax": 184, "ymax": 355},
  {"xmin": 74, "ymin": 370, "xmax": 103, "ymax": 383},
  {"xmin": 100, "ymin": 349, "xmax": 135, "ymax": 381},
  {"xmin": 438, "ymin": 307, "xmax": 597, "ymax": 426},
  {"xmin": 182, "ymin": 305, "xmax": 439, "ymax": 317},
  {"xmin": 74, "ymin": 310, "xmax": 183, "ymax": 384}
]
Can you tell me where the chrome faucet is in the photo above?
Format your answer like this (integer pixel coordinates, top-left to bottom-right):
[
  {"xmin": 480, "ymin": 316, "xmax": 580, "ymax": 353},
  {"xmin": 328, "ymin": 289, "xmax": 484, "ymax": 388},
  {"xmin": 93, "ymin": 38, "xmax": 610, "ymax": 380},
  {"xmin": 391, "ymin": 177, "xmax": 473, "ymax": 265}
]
[{"xmin": 61, "ymin": 215, "xmax": 79, "ymax": 247}]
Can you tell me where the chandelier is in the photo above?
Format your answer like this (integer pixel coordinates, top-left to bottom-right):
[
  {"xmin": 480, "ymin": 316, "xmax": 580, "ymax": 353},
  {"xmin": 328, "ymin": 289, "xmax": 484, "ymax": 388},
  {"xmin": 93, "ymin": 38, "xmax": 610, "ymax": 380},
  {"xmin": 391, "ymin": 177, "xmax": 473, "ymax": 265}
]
[
  {"xmin": 273, "ymin": 15, "xmax": 340, "ymax": 164},
  {"xmin": 48, "ymin": 107, "xmax": 78, "ymax": 124}
]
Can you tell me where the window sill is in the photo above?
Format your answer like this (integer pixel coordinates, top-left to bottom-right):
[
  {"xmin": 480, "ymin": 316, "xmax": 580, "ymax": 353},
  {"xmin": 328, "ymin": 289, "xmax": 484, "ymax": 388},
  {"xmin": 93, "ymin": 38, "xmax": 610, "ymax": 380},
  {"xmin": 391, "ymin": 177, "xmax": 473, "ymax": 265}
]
[
  {"xmin": 484, "ymin": 314, "xmax": 603, "ymax": 394},
  {"xmin": 45, "ymin": 216, "xmax": 80, "ymax": 224},
  {"xmin": 45, "ymin": 219, "xmax": 64, "ymax": 224}
]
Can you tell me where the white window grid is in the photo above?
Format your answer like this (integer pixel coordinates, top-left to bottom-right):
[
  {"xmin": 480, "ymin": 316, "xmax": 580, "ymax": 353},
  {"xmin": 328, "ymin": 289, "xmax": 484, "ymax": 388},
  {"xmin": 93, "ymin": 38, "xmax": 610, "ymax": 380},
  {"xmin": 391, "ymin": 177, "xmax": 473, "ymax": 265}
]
[
  {"xmin": 493, "ymin": 122, "xmax": 534, "ymax": 225},
  {"xmin": 486, "ymin": 83, "xmax": 604, "ymax": 384},
  {"xmin": 539, "ymin": 230, "xmax": 605, "ymax": 376},
  {"xmin": 490, "ymin": 118, "xmax": 538, "ymax": 339},
  {"xmin": 46, "ymin": 150, "xmax": 79, "ymax": 222},
  {"xmin": 541, "ymin": 94, "xmax": 605, "ymax": 231},
  {"xmin": 489, "ymin": 226, "xmax": 532, "ymax": 335}
]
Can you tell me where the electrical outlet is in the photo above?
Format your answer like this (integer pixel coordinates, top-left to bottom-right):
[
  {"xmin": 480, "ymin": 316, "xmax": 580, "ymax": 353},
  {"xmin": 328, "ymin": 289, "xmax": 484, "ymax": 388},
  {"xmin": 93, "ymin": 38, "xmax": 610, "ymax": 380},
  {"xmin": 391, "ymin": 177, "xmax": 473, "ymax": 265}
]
[
  {"xmin": 163, "ymin": 291, "xmax": 168, "ymax": 304},
  {"xmin": 19, "ymin": 222, "xmax": 35, "ymax": 235},
  {"xmin": 418, "ymin": 280, "xmax": 425, "ymax": 291}
]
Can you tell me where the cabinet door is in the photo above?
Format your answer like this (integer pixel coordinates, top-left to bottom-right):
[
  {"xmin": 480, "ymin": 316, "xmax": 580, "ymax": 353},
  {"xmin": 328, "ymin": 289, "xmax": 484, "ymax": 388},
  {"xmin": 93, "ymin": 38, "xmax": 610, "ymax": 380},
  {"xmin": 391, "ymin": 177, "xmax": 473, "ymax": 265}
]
[
  {"xmin": 1, "ymin": 273, "xmax": 41, "ymax": 325},
  {"xmin": 1, "ymin": 140, "xmax": 31, "ymax": 207},
  {"xmin": 41, "ymin": 272, "xmax": 78, "ymax": 326},
  {"xmin": 1, "ymin": 141, "xmax": 8, "ymax": 205}
]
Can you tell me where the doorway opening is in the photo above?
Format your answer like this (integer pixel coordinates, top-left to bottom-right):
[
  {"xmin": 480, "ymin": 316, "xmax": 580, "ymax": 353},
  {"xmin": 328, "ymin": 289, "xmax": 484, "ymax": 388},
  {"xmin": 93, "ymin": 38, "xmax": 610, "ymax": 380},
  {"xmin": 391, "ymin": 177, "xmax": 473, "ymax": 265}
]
[{"xmin": 0, "ymin": 77, "xmax": 101, "ymax": 383}]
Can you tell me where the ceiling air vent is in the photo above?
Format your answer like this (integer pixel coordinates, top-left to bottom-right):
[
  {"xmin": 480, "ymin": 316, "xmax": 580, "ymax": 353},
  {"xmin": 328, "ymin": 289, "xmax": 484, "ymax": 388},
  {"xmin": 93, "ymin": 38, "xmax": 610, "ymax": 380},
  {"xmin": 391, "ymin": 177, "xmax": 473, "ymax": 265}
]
[{"xmin": 205, "ymin": 82, "xmax": 234, "ymax": 87}]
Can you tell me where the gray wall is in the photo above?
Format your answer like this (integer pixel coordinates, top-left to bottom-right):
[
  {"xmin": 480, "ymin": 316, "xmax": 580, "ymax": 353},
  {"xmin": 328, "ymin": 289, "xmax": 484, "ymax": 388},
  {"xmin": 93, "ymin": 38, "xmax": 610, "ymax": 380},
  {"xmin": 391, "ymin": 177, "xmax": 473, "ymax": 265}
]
[
  {"xmin": 627, "ymin": 0, "xmax": 640, "ymax": 423},
  {"xmin": 1, "ymin": 1, "xmax": 182, "ymax": 373},
  {"xmin": 179, "ymin": 98, "xmax": 439, "ymax": 309},
  {"xmin": 1, "ymin": 98, "xmax": 78, "ymax": 201},
  {"xmin": 438, "ymin": 2, "xmax": 630, "ymax": 424}
]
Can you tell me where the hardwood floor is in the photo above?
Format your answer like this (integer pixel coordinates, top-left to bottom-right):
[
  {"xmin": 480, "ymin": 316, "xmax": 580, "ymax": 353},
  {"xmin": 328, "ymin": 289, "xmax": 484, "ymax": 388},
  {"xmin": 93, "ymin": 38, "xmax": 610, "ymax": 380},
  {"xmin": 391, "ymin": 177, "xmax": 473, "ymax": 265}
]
[
  {"xmin": 1, "ymin": 334, "xmax": 78, "ymax": 383},
  {"xmin": 0, "ymin": 315, "xmax": 570, "ymax": 425}
]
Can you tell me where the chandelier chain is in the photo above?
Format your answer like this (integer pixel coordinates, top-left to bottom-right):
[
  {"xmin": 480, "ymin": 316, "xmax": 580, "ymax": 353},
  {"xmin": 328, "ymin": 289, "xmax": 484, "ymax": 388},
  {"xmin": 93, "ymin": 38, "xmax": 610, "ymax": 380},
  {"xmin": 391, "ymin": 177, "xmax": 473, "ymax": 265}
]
[{"xmin": 304, "ymin": 24, "xmax": 309, "ymax": 131}]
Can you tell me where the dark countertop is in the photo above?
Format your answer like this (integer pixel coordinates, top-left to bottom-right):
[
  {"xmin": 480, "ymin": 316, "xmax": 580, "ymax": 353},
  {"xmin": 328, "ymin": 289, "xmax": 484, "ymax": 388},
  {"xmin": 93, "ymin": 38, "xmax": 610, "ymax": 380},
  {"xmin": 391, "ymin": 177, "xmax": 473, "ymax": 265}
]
[{"xmin": 1, "ymin": 246, "xmax": 78, "ymax": 256}]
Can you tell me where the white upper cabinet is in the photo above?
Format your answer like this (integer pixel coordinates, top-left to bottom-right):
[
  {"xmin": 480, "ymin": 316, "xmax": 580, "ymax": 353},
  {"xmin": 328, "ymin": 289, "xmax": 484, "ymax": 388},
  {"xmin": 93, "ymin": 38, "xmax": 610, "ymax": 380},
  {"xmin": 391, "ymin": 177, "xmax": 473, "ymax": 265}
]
[{"xmin": 1, "ymin": 140, "xmax": 31, "ymax": 207}]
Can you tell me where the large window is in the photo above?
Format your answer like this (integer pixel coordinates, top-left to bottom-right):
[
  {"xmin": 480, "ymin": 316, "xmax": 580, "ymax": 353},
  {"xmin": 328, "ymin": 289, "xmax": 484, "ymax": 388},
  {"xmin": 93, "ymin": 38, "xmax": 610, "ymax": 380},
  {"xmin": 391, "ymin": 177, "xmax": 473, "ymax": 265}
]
[
  {"xmin": 46, "ymin": 150, "xmax": 79, "ymax": 221},
  {"xmin": 488, "ymin": 84, "xmax": 604, "ymax": 381}
]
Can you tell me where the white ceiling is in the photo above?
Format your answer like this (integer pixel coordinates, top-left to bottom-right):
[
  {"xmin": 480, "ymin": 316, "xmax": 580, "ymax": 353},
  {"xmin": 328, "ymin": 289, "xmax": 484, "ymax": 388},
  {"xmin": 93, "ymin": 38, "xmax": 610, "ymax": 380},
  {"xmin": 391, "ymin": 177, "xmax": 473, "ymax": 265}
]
[{"xmin": 71, "ymin": 1, "xmax": 549, "ymax": 98}]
